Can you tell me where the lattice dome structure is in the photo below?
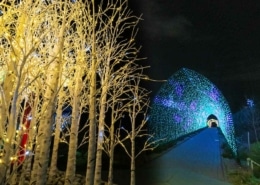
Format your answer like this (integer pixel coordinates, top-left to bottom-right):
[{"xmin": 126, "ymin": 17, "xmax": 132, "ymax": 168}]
[{"xmin": 149, "ymin": 68, "xmax": 237, "ymax": 154}]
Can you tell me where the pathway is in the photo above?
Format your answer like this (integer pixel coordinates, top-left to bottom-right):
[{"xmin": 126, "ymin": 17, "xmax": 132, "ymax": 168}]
[{"xmin": 135, "ymin": 128, "xmax": 232, "ymax": 185}]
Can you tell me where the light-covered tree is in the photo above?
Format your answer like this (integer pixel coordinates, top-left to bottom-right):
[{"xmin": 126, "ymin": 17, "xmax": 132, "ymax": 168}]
[
  {"xmin": 31, "ymin": 2, "xmax": 78, "ymax": 184},
  {"xmin": 102, "ymin": 67, "xmax": 151, "ymax": 185},
  {"xmin": 64, "ymin": 48, "xmax": 91, "ymax": 185},
  {"xmin": 48, "ymin": 87, "xmax": 69, "ymax": 183},
  {"xmin": 86, "ymin": 0, "xmax": 144, "ymax": 184},
  {"xmin": 127, "ymin": 77, "xmax": 151, "ymax": 185},
  {"xmin": 118, "ymin": 74, "xmax": 158, "ymax": 185},
  {"xmin": 85, "ymin": 1, "xmax": 97, "ymax": 184},
  {"xmin": 0, "ymin": 0, "xmax": 57, "ymax": 183},
  {"xmin": 0, "ymin": 0, "xmax": 88, "ymax": 184},
  {"xmin": 0, "ymin": 1, "xmax": 152, "ymax": 185}
]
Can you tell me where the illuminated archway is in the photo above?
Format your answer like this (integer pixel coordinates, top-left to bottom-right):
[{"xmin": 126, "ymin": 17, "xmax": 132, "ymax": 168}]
[
  {"xmin": 148, "ymin": 68, "xmax": 237, "ymax": 154},
  {"xmin": 207, "ymin": 114, "xmax": 219, "ymax": 127}
]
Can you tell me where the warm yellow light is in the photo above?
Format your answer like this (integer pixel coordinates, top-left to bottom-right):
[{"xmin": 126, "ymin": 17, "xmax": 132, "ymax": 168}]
[{"xmin": 10, "ymin": 156, "xmax": 17, "ymax": 161}]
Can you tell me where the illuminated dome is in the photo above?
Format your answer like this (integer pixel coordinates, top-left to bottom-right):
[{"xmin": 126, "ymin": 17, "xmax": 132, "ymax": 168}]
[{"xmin": 149, "ymin": 68, "xmax": 237, "ymax": 154}]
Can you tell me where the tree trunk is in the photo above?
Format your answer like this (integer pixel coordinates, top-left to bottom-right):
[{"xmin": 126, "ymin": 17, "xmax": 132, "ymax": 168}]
[
  {"xmin": 30, "ymin": 133, "xmax": 41, "ymax": 184},
  {"xmin": 35, "ymin": 93, "xmax": 58, "ymax": 185},
  {"xmin": 108, "ymin": 145, "xmax": 115, "ymax": 185},
  {"xmin": 30, "ymin": 110, "xmax": 42, "ymax": 185},
  {"xmin": 130, "ymin": 136, "xmax": 136, "ymax": 185},
  {"xmin": 34, "ymin": 5, "xmax": 67, "ymax": 183},
  {"xmin": 130, "ymin": 99, "xmax": 136, "ymax": 185},
  {"xmin": 85, "ymin": 64, "xmax": 97, "ymax": 185},
  {"xmin": 94, "ymin": 57, "xmax": 110, "ymax": 185},
  {"xmin": 108, "ymin": 108, "xmax": 116, "ymax": 185},
  {"xmin": 86, "ymin": 1, "xmax": 97, "ymax": 184},
  {"xmin": 19, "ymin": 153, "xmax": 33, "ymax": 185},
  {"xmin": 35, "ymin": 52, "xmax": 63, "ymax": 185},
  {"xmin": 64, "ymin": 68, "xmax": 82, "ymax": 185},
  {"xmin": 0, "ymin": 78, "xmax": 20, "ymax": 183},
  {"xmin": 94, "ymin": 89, "xmax": 107, "ymax": 185},
  {"xmin": 48, "ymin": 96, "xmax": 63, "ymax": 182}
]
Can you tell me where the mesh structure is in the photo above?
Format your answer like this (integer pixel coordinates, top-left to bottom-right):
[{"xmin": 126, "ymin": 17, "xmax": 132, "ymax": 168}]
[{"xmin": 149, "ymin": 68, "xmax": 237, "ymax": 154}]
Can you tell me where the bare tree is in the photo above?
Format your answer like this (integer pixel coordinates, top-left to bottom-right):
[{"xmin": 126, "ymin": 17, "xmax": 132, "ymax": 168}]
[
  {"xmin": 119, "ymin": 74, "xmax": 158, "ymax": 185},
  {"xmin": 105, "ymin": 85, "xmax": 129, "ymax": 185},
  {"xmin": 102, "ymin": 68, "xmax": 147, "ymax": 185},
  {"xmin": 248, "ymin": 105, "xmax": 260, "ymax": 143},
  {"xmin": 234, "ymin": 99, "xmax": 260, "ymax": 149},
  {"xmin": 84, "ymin": 0, "xmax": 144, "ymax": 184}
]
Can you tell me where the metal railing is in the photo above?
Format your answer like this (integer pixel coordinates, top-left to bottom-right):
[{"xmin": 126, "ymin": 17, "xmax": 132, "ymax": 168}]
[{"xmin": 247, "ymin": 158, "xmax": 260, "ymax": 170}]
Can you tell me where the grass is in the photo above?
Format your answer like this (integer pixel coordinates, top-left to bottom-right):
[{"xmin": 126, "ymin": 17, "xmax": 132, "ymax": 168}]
[{"xmin": 228, "ymin": 168, "xmax": 260, "ymax": 185}]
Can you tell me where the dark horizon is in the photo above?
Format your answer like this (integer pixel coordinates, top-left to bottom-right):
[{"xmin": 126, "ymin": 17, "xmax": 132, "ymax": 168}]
[{"xmin": 130, "ymin": 0, "xmax": 260, "ymax": 112}]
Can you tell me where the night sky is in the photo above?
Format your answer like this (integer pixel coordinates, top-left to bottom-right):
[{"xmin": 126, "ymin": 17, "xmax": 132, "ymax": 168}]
[{"xmin": 129, "ymin": 0, "xmax": 260, "ymax": 112}]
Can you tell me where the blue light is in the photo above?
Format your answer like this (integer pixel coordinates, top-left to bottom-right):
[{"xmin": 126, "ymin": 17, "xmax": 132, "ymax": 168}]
[{"xmin": 149, "ymin": 68, "xmax": 237, "ymax": 154}]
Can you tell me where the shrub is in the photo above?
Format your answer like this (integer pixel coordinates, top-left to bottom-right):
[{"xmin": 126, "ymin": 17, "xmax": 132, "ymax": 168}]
[
  {"xmin": 228, "ymin": 168, "xmax": 260, "ymax": 185},
  {"xmin": 253, "ymin": 165, "xmax": 260, "ymax": 179},
  {"xmin": 248, "ymin": 142, "xmax": 260, "ymax": 178},
  {"xmin": 248, "ymin": 142, "xmax": 260, "ymax": 163}
]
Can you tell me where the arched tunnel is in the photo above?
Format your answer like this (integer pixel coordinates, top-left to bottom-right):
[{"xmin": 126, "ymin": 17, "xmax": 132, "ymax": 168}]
[
  {"xmin": 148, "ymin": 68, "xmax": 237, "ymax": 154},
  {"xmin": 207, "ymin": 114, "xmax": 219, "ymax": 127}
]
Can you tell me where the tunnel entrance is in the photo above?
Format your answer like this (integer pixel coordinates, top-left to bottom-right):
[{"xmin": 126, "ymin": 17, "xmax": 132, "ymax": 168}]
[
  {"xmin": 207, "ymin": 114, "xmax": 219, "ymax": 127},
  {"xmin": 211, "ymin": 122, "xmax": 217, "ymax": 127}
]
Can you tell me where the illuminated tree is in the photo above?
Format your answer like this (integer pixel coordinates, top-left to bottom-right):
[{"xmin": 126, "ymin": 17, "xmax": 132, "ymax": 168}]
[
  {"xmin": 48, "ymin": 88, "xmax": 68, "ymax": 182},
  {"xmin": 18, "ymin": 93, "xmax": 40, "ymax": 185},
  {"xmin": 0, "ymin": 0, "xmax": 61, "ymax": 183},
  {"xmin": 86, "ymin": 0, "xmax": 144, "ymax": 184},
  {"xmin": 0, "ymin": 0, "xmax": 149, "ymax": 185},
  {"xmin": 99, "ymin": 65, "xmax": 153, "ymax": 185},
  {"xmin": 30, "ymin": 2, "xmax": 82, "ymax": 184},
  {"xmin": 149, "ymin": 68, "xmax": 237, "ymax": 155},
  {"xmin": 48, "ymin": 79, "xmax": 72, "ymax": 183},
  {"xmin": 76, "ymin": 1, "xmax": 153, "ymax": 185},
  {"xmin": 104, "ymin": 83, "xmax": 129, "ymax": 185},
  {"xmin": 0, "ymin": 0, "xmax": 88, "ymax": 184},
  {"xmin": 118, "ymin": 76, "xmax": 156, "ymax": 185},
  {"xmin": 62, "ymin": 3, "xmax": 91, "ymax": 184},
  {"xmin": 85, "ymin": 1, "xmax": 97, "ymax": 184}
]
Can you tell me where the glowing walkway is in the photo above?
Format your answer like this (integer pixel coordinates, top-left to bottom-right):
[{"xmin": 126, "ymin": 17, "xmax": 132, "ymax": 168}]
[{"xmin": 136, "ymin": 128, "xmax": 231, "ymax": 185}]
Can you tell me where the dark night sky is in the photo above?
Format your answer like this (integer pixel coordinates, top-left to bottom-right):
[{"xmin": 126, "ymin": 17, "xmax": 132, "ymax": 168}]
[{"xmin": 129, "ymin": 0, "xmax": 260, "ymax": 112}]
